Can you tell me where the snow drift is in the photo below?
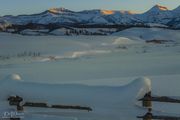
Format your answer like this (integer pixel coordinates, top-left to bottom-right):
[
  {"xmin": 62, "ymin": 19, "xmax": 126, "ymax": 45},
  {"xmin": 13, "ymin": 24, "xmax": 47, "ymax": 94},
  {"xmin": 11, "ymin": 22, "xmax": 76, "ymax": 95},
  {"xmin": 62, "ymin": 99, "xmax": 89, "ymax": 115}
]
[
  {"xmin": 0, "ymin": 74, "xmax": 151, "ymax": 120},
  {"xmin": 112, "ymin": 37, "xmax": 140, "ymax": 45}
]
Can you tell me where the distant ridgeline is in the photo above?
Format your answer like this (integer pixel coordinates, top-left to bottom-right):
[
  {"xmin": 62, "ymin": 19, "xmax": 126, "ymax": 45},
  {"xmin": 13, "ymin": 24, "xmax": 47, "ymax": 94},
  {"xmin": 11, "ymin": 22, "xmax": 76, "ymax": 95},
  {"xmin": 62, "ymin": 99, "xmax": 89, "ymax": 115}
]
[{"xmin": 0, "ymin": 5, "xmax": 180, "ymax": 35}]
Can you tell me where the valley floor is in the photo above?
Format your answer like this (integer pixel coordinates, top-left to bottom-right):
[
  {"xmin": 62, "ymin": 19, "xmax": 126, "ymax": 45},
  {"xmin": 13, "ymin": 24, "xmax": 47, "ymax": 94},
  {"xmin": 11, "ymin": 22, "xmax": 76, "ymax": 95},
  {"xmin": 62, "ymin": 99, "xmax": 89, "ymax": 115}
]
[{"xmin": 0, "ymin": 27, "xmax": 180, "ymax": 120}]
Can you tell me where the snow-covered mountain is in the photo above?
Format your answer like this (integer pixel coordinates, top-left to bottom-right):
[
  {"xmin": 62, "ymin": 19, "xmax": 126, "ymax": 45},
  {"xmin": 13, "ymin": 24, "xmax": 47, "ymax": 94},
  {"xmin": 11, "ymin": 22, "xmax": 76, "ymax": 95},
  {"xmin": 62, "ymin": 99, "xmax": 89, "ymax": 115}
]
[
  {"xmin": 0, "ymin": 5, "xmax": 180, "ymax": 33},
  {"xmin": 1, "ymin": 8, "xmax": 137, "ymax": 25},
  {"xmin": 135, "ymin": 5, "xmax": 173, "ymax": 24}
]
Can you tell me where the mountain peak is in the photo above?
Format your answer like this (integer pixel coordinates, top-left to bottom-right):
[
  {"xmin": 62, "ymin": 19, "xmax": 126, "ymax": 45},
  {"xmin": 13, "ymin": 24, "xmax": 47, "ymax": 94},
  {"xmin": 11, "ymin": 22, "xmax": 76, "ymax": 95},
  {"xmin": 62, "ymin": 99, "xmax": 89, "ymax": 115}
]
[
  {"xmin": 144, "ymin": 5, "xmax": 169, "ymax": 15},
  {"xmin": 151, "ymin": 5, "xmax": 169, "ymax": 11},
  {"xmin": 100, "ymin": 10, "xmax": 115, "ymax": 15},
  {"xmin": 48, "ymin": 7, "xmax": 72, "ymax": 14}
]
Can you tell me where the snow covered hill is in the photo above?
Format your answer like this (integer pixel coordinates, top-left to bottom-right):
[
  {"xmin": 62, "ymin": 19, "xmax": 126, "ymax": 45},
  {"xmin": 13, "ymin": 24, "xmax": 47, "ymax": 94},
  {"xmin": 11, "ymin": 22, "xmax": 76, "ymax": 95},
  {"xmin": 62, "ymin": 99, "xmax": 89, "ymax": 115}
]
[{"xmin": 113, "ymin": 27, "xmax": 180, "ymax": 42}]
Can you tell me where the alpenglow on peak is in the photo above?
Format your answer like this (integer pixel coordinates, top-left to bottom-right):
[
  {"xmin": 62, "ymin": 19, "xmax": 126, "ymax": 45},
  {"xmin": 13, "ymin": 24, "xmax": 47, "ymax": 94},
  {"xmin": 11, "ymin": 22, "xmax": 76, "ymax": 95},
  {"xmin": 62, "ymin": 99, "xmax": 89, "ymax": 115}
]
[{"xmin": 48, "ymin": 7, "xmax": 72, "ymax": 14}]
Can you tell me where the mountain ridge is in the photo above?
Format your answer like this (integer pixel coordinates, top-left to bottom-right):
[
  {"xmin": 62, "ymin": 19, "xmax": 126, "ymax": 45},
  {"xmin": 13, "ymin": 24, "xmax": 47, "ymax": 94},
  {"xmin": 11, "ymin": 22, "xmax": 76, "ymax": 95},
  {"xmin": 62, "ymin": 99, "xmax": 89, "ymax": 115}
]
[{"xmin": 0, "ymin": 4, "xmax": 180, "ymax": 34}]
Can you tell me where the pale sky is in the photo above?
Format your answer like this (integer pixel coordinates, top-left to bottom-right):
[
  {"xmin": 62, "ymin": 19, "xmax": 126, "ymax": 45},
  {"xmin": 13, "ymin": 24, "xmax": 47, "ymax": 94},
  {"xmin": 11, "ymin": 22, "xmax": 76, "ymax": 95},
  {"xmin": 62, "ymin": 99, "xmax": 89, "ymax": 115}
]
[{"xmin": 0, "ymin": 0, "xmax": 179, "ymax": 16}]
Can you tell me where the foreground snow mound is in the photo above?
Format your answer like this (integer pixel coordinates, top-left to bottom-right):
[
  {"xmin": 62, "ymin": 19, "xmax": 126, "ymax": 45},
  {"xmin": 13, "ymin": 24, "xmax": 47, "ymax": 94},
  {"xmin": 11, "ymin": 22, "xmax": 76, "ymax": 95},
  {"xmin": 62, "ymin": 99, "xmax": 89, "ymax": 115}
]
[
  {"xmin": 131, "ymin": 77, "xmax": 151, "ymax": 99},
  {"xmin": 6, "ymin": 74, "xmax": 22, "ymax": 81},
  {"xmin": 0, "ymin": 75, "xmax": 151, "ymax": 120}
]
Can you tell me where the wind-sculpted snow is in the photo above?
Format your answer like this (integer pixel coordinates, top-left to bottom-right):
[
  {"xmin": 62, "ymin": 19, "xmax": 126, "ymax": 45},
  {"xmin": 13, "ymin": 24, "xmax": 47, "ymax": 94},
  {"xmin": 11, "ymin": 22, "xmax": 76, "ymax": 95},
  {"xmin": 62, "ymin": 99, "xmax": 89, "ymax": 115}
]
[
  {"xmin": 70, "ymin": 50, "xmax": 111, "ymax": 58},
  {"xmin": 6, "ymin": 74, "xmax": 22, "ymax": 81},
  {"xmin": 112, "ymin": 37, "xmax": 140, "ymax": 45},
  {"xmin": 0, "ymin": 75, "xmax": 151, "ymax": 120},
  {"xmin": 38, "ymin": 50, "xmax": 111, "ymax": 62}
]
